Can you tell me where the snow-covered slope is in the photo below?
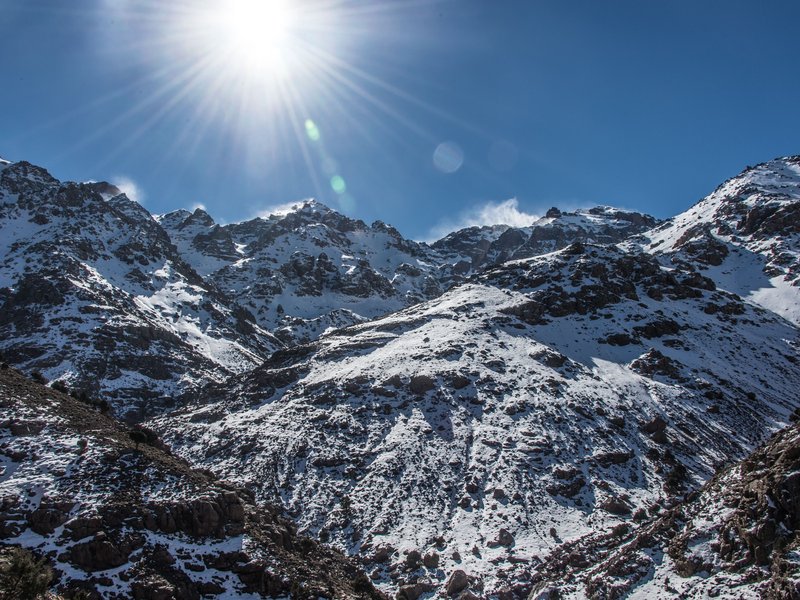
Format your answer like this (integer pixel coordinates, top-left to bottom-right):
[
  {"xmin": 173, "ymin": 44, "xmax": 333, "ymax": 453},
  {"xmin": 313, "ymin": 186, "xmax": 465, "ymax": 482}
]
[
  {"xmin": 0, "ymin": 161, "xmax": 278, "ymax": 417},
  {"xmin": 158, "ymin": 200, "xmax": 444, "ymax": 344},
  {"xmin": 529, "ymin": 419, "xmax": 800, "ymax": 599},
  {"xmin": 0, "ymin": 365, "xmax": 382, "ymax": 599},
  {"xmin": 640, "ymin": 155, "xmax": 800, "ymax": 325},
  {"xmin": 152, "ymin": 242, "xmax": 800, "ymax": 596}
]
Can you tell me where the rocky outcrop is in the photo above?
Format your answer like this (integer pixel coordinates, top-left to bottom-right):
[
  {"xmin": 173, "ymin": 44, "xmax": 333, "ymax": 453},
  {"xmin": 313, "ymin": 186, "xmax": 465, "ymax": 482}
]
[
  {"xmin": 528, "ymin": 422, "xmax": 800, "ymax": 599},
  {"xmin": 0, "ymin": 367, "xmax": 383, "ymax": 599}
]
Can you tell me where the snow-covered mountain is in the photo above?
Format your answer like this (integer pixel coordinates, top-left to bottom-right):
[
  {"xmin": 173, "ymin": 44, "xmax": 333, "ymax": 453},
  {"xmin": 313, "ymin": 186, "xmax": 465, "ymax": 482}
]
[
  {"xmin": 2, "ymin": 153, "xmax": 800, "ymax": 598},
  {"xmin": 0, "ymin": 157, "xmax": 661, "ymax": 410},
  {"xmin": 0, "ymin": 364, "xmax": 382, "ymax": 598},
  {"xmin": 157, "ymin": 200, "xmax": 444, "ymax": 344},
  {"xmin": 152, "ymin": 241, "xmax": 800, "ymax": 595},
  {"xmin": 156, "ymin": 201, "xmax": 660, "ymax": 346},
  {"xmin": 0, "ymin": 161, "xmax": 278, "ymax": 417}
]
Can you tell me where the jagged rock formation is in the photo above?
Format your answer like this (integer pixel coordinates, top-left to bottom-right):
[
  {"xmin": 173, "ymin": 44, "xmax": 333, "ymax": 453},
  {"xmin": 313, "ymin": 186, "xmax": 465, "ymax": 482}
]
[
  {"xmin": 157, "ymin": 201, "xmax": 445, "ymax": 344},
  {"xmin": 0, "ymin": 365, "xmax": 383, "ymax": 599},
  {"xmin": 529, "ymin": 420, "xmax": 800, "ymax": 599}
]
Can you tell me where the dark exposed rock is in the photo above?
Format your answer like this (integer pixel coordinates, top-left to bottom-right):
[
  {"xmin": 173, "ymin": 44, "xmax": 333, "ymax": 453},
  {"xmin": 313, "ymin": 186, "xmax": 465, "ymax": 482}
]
[
  {"xmin": 409, "ymin": 375, "xmax": 436, "ymax": 394},
  {"xmin": 488, "ymin": 528, "xmax": 515, "ymax": 548},
  {"xmin": 633, "ymin": 318, "xmax": 681, "ymax": 339},
  {"xmin": 592, "ymin": 451, "xmax": 634, "ymax": 468},
  {"xmin": 630, "ymin": 349, "xmax": 683, "ymax": 380},
  {"xmin": 446, "ymin": 569, "xmax": 470, "ymax": 595},
  {"xmin": 28, "ymin": 502, "xmax": 71, "ymax": 535},
  {"xmin": 66, "ymin": 532, "xmax": 145, "ymax": 571},
  {"xmin": 398, "ymin": 580, "xmax": 436, "ymax": 600}
]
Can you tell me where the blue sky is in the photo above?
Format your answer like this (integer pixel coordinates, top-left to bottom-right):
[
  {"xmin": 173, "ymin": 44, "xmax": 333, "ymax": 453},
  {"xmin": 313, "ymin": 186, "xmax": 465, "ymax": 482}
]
[{"xmin": 1, "ymin": 0, "xmax": 799, "ymax": 240}]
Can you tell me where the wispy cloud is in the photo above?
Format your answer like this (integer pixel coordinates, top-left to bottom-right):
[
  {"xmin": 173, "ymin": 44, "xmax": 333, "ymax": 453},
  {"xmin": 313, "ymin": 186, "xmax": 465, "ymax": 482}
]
[
  {"xmin": 424, "ymin": 198, "xmax": 539, "ymax": 242},
  {"xmin": 253, "ymin": 199, "xmax": 312, "ymax": 218},
  {"xmin": 112, "ymin": 176, "xmax": 144, "ymax": 205},
  {"xmin": 190, "ymin": 202, "xmax": 207, "ymax": 212}
]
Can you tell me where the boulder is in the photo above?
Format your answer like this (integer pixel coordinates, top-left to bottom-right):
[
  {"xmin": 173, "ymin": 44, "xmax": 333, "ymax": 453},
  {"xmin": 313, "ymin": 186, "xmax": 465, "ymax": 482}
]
[
  {"xmin": 446, "ymin": 569, "xmax": 470, "ymax": 596},
  {"xmin": 397, "ymin": 581, "xmax": 435, "ymax": 600},
  {"xmin": 409, "ymin": 375, "xmax": 436, "ymax": 394}
]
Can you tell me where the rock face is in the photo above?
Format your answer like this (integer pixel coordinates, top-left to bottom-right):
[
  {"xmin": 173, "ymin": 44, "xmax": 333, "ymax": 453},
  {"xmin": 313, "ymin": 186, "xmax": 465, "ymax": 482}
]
[
  {"xmin": 0, "ymin": 366, "xmax": 382, "ymax": 599},
  {"xmin": 528, "ymin": 421, "xmax": 800, "ymax": 599}
]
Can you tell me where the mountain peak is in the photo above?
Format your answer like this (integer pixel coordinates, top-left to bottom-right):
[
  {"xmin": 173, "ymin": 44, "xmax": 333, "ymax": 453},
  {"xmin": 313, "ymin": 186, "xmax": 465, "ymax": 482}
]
[
  {"xmin": 187, "ymin": 206, "xmax": 215, "ymax": 226},
  {"xmin": 87, "ymin": 181, "xmax": 123, "ymax": 199}
]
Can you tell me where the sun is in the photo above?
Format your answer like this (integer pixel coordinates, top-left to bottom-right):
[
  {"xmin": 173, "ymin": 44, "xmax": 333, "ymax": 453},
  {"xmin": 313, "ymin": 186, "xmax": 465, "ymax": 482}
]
[{"xmin": 218, "ymin": 0, "xmax": 297, "ymax": 76}]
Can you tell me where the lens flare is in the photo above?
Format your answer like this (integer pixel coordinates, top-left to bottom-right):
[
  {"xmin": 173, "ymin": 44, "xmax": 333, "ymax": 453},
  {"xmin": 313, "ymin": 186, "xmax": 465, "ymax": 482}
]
[
  {"xmin": 53, "ymin": 1, "xmax": 477, "ymax": 209},
  {"xmin": 330, "ymin": 175, "xmax": 346, "ymax": 194},
  {"xmin": 305, "ymin": 119, "xmax": 321, "ymax": 142},
  {"xmin": 433, "ymin": 141, "xmax": 464, "ymax": 174}
]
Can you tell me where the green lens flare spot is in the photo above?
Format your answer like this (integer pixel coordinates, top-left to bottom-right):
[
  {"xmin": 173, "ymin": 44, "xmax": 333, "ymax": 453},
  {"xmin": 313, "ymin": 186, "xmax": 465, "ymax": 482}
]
[
  {"xmin": 305, "ymin": 119, "xmax": 320, "ymax": 141},
  {"xmin": 330, "ymin": 175, "xmax": 346, "ymax": 194}
]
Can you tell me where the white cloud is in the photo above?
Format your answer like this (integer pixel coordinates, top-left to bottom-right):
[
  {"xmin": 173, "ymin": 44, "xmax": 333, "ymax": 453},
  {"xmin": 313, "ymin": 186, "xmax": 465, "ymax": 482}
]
[
  {"xmin": 191, "ymin": 202, "xmax": 207, "ymax": 212},
  {"xmin": 112, "ymin": 176, "xmax": 144, "ymax": 205},
  {"xmin": 425, "ymin": 198, "xmax": 539, "ymax": 242},
  {"xmin": 253, "ymin": 199, "xmax": 312, "ymax": 218}
]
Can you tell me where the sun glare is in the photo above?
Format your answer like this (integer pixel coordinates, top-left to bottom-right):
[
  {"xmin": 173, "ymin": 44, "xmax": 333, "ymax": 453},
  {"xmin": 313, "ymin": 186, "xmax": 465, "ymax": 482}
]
[
  {"xmin": 216, "ymin": 0, "xmax": 298, "ymax": 76},
  {"xmin": 90, "ymin": 0, "xmax": 451, "ymax": 209}
]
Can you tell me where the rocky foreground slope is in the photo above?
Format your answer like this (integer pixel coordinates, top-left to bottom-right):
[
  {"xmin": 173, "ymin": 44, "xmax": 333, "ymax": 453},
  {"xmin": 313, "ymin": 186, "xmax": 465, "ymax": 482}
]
[
  {"xmin": 529, "ymin": 418, "xmax": 800, "ymax": 599},
  {"xmin": 0, "ymin": 365, "xmax": 382, "ymax": 599}
]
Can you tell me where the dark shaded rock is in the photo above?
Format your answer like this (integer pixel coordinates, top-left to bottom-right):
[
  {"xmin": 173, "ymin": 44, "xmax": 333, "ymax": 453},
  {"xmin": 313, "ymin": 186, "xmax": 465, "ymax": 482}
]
[
  {"xmin": 633, "ymin": 318, "xmax": 681, "ymax": 339},
  {"xmin": 66, "ymin": 533, "xmax": 145, "ymax": 571},
  {"xmin": 593, "ymin": 451, "xmax": 634, "ymax": 468},
  {"xmin": 28, "ymin": 502, "xmax": 71, "ymax": 535},
  {"xmin": 397, "ymin": 581, "xmax": 435, "ymax": 600},
  {"xmin": 630, "ymin": 350, "xmax": 682, "ymax": 380},
  {"xmin": 409, "ymin": 375, "xmax": 436, "ymax": 394},
  {"xmin": 423, "ymin": 551, "xmax": 439, "ymax": 569},
  {"xmin": 446, "ymin": 569, "xmax": 470, "ymax": 596},
  {"xmin": 641, "ymin": 416, "xmax": 667, "ymax": 434},
  {"xmin": 488, "ymin": 528, "xmax": 514, "ymax": 548},
  {"xmin": 605, "ymin": 333, "xmax": 635, "ymax": 346},
  {"xmin": 600, "ymin": 498, "xmax": 631, "ymax": 515}
]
